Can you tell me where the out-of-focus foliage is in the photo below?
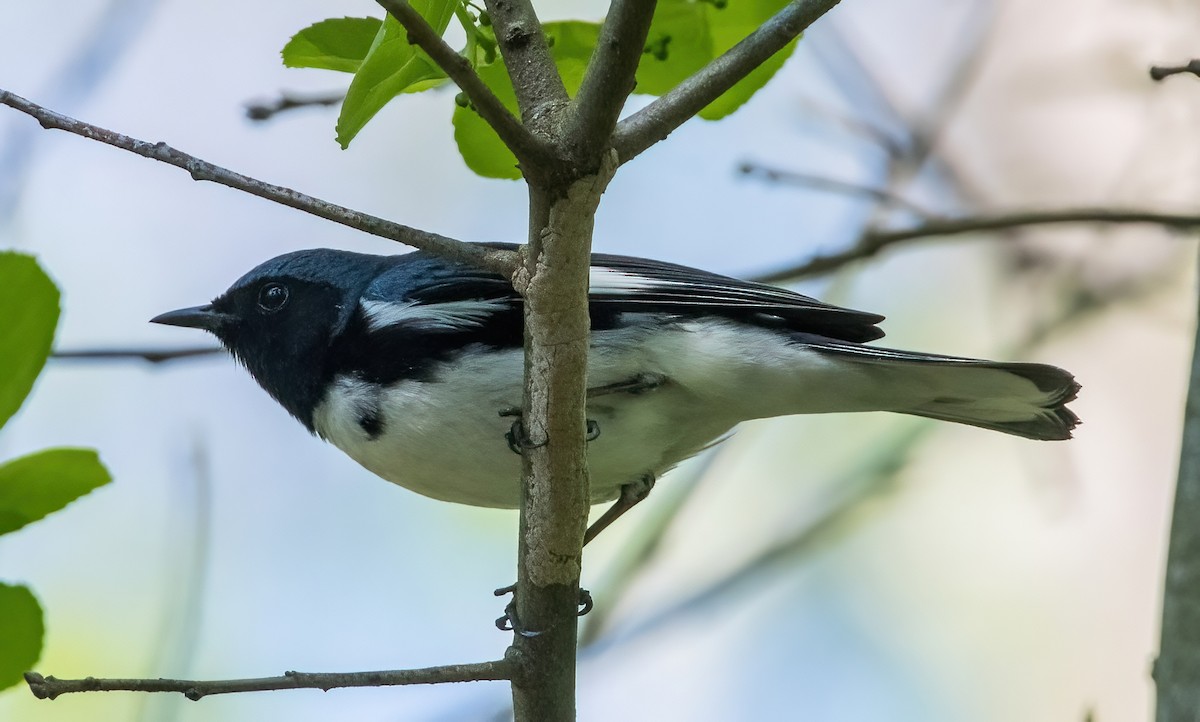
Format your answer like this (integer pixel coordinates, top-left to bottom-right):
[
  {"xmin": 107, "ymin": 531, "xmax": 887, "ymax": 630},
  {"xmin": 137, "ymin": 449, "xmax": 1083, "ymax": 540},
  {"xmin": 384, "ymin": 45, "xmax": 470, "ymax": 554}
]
[
  {"xmin": 0, "ymin": 254, "xmax": 58, "ymax": 430},
  {"xmin": 0, "ymin": 448, "xmax": 111, "ymax": 537},
  {"xmin": 0, "ymin": 584, "xmax": 42, "ymax": 692},
  {"xmin": 0, "ymin": 253, "xmax": 111, "ymax": 692}
]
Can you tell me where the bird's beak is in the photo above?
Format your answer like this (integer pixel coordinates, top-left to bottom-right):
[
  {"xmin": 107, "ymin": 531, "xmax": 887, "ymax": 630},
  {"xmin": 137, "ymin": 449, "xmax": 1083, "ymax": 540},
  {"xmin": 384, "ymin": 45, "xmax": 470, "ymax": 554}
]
[{"xmin": 149, "ymin": 305, "xmax": 232, "ymax": 333}]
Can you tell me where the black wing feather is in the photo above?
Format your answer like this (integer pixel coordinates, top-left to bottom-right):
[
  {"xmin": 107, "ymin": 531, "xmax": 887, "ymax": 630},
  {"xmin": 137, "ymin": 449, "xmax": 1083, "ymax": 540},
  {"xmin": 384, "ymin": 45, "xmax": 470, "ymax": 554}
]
[
  {"xmin": 376, "ymin": 243, "xmax": 885, "ymax": 344},
  {"xmin": 588, "ymin": 252, "xmax": 884, "ymax": 343}
]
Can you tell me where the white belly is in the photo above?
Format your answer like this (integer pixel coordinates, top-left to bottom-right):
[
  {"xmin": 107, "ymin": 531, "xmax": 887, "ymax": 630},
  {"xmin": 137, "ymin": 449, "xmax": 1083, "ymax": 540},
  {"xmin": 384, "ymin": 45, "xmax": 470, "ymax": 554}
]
[
  {"xmin": 311, "ymin": 338, "xmax": 739, "ymax": 509},
  {"xmin": 308, "ymin": 318, "xmax": 892, "ymax": 509}
]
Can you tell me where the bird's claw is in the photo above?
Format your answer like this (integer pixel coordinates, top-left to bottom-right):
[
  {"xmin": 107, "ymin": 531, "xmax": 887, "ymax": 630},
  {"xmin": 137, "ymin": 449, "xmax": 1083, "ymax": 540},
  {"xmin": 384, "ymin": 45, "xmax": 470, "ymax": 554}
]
[
  {"xmin": 577, "ymin": 588, "xmax": 594, "ymax": 616},
  {"xmin": 504, "ymin": 419, "xmax": 545, "ymax": 455},
  {"xmin": 501, "ymin": 410, "xmax": 601, "ymax": 455},
  {"xmin": 494, "ymin": 584, "xmax": 539, "ymax": 636},
  {"xmin": 493, "ymin": 584, "xmax": 594, "ymax": 634}
]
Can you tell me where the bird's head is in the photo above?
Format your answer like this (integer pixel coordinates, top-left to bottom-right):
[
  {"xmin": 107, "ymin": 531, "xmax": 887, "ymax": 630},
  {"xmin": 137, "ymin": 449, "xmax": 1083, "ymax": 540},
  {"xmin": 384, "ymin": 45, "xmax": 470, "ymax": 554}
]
[{"xmin": 151, "ymin": 249, "xmax": 389, "ymax": 429}]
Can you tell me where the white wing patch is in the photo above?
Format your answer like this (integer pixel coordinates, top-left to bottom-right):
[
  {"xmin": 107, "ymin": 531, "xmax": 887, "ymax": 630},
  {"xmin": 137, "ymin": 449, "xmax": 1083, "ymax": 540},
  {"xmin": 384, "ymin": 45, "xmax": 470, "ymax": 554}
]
[
  {"xmin": 588, "ymin": 265, "xmax": 820, "ymax": 305},
  {"xmin": 589, "ymin": 267, "xmax": 682, "ymax": 295},
  {"xmin": 360, "ymin": 298, "xmax": 509, "ymax": 332}
]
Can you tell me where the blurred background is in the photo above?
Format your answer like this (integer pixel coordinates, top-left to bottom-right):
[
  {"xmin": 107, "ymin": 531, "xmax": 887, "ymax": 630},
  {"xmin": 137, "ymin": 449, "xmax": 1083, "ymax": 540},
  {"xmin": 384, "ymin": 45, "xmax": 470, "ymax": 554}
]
[{"xmin": 1, "ymin": 0, "xmax": 1199, "ymax": 720}]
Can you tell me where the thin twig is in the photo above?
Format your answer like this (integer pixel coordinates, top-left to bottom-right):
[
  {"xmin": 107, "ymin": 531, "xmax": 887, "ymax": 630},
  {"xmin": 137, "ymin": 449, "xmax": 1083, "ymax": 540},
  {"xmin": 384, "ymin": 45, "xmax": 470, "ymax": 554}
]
[
  {"xmin": 375, "ymin": 0, "xmax": 553, "ymax": 171},
  {"xmin": 752, "ymin": 208, "xmax": 1200, "ymax": 283},
  {"xmin": 245, "ymin": 90, "xmax": 345, "ymax": 122},
  {"xmin": 564, "ymin": 0, "xmax": 659, "ymax": 162},
  {"xmin": 612, "ymin": 0, "xmax": 844, "ymax": 164},
  {"xmin": 0, "ymin": 89, "xmax": 518, "ymax": 276},
  {"xmin": 25, "ymin": 661, "xmax": 513, "ymax": 701},
  {"xmin": 1150, "ymin": 60, "xmax": 1200, "ymax": 81},
  {"xmin": 481, "ymin": 0, "xmax": 568, "ymax": 133},
  {"xmin": 506, "ymin": 154, "xmax": 619, "ymax": 722},
  {"xmin": 792, "ymin": 98, "xmax": 907, "ymax": 158},
  {"xmin": 51, "ymin": 347, "xmax": 223, "ymax": 363},
  {"xmin": 738, "ymin": 162, "xmax": 935, "ymax": 217}
]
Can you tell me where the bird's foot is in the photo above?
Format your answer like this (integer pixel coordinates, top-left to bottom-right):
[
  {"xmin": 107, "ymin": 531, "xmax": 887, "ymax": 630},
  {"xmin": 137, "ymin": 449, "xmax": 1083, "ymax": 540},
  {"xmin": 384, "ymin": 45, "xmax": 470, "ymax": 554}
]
[
  {"xmin": 493, "ymin": 584, "xmax": 594, "ymax": 635},
  {"xmin": 584, "ymin": 473, "xmax": 657, "ymax": 545},
  {"xmin": 500, "ymin": 408, "xmax": 600, "ymax": 455}
]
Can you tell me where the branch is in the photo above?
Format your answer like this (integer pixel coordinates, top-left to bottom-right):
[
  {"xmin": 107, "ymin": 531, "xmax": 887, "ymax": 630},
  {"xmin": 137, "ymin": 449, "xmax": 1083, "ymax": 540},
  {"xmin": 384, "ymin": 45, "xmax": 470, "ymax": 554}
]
[
  {"xmin": 244, "ymin": 90, "xmax": 345, "ymax": 122},
  {"xmin": 51, "ymin": 347, "xmax": 223, "ymax": 363},
  {"xmin": 612, "ymin": 0, "xmax": 844, "ymax": 164},
  {"xmin": 563, "ymin": 0, "xmax": 659, "ymax": 161},
  {"xmin": 738, "ymin": 162, "xmax": 934, "ymax": 217},
  {"xmin": 1151, "ymin": 60, "xmax": 1200, "ymax": 81},
  {"xmin": 25, "ymin": 661, "xmax": 512, "ymax": 701},
  {"xmin": 753, "ymin": 208, "xmax": 1200, "ymax": 283},
  {"xmin": 375, "ymin": 0, "xmax": 553, "ymax": 171},
  {"xmin": 482, "ymin": 0, "xmax": 568, "ymax": 133},
  {"xmin": 1155, "ymin": 252, "xmax": 1200, "ymax": 719},
  {"xmin": 506, "ymin": 151, "xmax": 618, "ymax": 722},
  {"xmin": 0, "ymin": 89, "xmax": 517, "ymax": 276}
]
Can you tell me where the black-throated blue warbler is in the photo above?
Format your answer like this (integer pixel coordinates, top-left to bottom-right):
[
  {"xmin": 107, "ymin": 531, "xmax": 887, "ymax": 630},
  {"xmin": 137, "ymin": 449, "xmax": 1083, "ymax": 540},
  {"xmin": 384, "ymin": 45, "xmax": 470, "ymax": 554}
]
[{"xmin": 151, "ymin": 245, "xmax": 1079, "ymax": 535}]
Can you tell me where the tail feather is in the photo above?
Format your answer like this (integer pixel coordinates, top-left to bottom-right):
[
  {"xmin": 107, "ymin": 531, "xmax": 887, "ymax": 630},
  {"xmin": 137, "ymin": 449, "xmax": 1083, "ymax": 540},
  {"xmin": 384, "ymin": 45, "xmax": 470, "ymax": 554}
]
[{"xmin": 809, "ymin": 343, "xmax": 1081, "ymax": 441}]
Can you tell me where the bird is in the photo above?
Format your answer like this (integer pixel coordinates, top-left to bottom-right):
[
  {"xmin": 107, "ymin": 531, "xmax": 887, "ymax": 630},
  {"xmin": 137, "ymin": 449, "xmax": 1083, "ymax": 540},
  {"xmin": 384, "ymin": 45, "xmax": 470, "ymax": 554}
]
[{"xmin": 151, "ymin": 244, "xmax": 1080, "ymax": 540}]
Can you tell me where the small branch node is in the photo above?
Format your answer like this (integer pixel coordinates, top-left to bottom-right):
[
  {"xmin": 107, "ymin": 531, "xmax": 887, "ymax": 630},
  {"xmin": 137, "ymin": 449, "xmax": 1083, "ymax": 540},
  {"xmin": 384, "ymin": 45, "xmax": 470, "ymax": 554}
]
[{"xmin": 1150, "ymin": 59, "xmax": 1200, "ymax": 81}]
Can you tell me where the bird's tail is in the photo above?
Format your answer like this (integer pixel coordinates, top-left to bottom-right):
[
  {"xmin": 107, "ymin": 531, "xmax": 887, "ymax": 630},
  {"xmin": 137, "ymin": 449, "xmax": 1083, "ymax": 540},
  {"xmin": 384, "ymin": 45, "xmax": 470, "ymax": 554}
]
[{"xmin": 808, "ymin": 343, "xmax": 1081, "ymax": 441}]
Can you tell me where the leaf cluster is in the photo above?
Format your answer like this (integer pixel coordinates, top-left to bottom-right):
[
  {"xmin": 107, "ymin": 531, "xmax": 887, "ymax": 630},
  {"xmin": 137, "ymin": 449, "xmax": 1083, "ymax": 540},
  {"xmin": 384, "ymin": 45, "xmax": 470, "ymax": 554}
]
[
  {"xmin": 0, "ymin": 253, "xmax": 111, "ymax": 692},
  {"xmin": 282, "ymin": 0, "xmax": 801, "ymax": 178}
]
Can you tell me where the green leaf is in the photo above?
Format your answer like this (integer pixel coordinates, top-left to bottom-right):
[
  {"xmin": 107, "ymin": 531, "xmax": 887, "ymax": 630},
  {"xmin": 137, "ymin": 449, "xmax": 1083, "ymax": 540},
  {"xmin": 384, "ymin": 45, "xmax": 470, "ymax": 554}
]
[
  {"xmin": 635, "ymin": 2, "xmax": 714, "ymax": 94},
  {"xmin": 0, "ymin": 583, "xmax": 42, "ymax": 691},
  {"xmin": 451, "ymin": 3, "xmax": 799, "ymax": 177},
  {"xmin": 0, "ymin": 448, "xmax": 111, "ymax": 536},
  {"xmin": 452, "ymin": 21, "xmax": 600, "ymax": 179},
  {"xmin": 452, "ymin": 61, "xmax": 521, "ymax": 179},
  {"xmin": 0, "ymin": 253, "xmax": 59, "ymax": 431},
  {"xmin": 282, "ymin": 17, "xmax": 383, "ymax": 73},
  {"xmin": 698, "ymin": 0, "xmax": 799, "ymax": 119},
  {"xmin": 336, "ymin": 0, "xmax": 457, "ymax": 148},
  {"xmin": 638, "ymin": 0, "xmax": 799, "ymax": 119}
]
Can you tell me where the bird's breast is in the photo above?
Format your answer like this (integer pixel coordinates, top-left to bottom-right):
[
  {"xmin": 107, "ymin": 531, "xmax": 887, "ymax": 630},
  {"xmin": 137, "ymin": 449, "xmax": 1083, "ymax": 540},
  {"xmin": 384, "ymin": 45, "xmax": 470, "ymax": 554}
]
[{"xmin": 311, "ymin": 340, "xmax": 738, "ymax": 509}]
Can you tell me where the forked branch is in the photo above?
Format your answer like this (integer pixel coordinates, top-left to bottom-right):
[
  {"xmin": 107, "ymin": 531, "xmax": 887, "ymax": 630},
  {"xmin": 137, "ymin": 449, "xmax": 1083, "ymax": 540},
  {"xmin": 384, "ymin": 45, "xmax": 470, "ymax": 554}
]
[
  {"xmin": 613, "ymin": 0, "xmax": 844, "ymax": 163},
  {"xmin": 375, "ymin": 0, "xmax": 554, "ymax": 170}
]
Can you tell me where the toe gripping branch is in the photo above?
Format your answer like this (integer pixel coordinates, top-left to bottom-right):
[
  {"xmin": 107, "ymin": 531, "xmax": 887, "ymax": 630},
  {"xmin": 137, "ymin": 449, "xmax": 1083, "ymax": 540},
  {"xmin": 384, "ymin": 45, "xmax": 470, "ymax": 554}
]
[
  {"xmin": 493, "ymin": 375, "xmax": 663, "ymax": 633},
  {"xmin": 494, "ymin": 584, "xmax": 595, "ymax": 636},
  {"xmin": 499, "ymin": 372, "xmax": 665, "ymax": 455},
  {"xmin": 494, "ymin": 408, "xmax": 600, "ymax": 634},
  {"xmin": 500, "ymin": 407, "xmax": 601, "ymax": 456}
]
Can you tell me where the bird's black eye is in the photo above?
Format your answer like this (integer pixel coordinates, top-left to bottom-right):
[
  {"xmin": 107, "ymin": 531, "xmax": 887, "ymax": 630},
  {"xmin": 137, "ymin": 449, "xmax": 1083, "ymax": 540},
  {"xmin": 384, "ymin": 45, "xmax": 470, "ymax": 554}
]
[{"xmin": 257, "ymin": 283, "xmax": 289, "ymax": 313}]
